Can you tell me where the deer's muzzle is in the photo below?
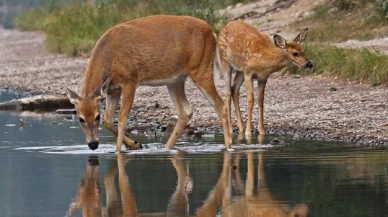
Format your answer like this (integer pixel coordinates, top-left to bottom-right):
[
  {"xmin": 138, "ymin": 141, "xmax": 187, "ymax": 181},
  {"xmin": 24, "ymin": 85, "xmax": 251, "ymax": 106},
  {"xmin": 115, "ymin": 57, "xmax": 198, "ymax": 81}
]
[
  {"xmin": 305, "ymin": 62, "xmax": 313, "ymax": 69},
  {"xmin": 88, "ymin": 141, "xmax": 99, "ymax": 150}
]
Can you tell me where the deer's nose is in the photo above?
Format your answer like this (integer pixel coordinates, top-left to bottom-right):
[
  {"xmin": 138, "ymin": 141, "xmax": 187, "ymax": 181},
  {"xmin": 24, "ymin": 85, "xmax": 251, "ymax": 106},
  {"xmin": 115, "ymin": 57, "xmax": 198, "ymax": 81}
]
[
  {"xmin": 305, "ymin": 62, "xmax": 313, "ymax": 69},
  {"xmin": 88, "ymin": 141, "xmax": 99, "ymax": 150}
]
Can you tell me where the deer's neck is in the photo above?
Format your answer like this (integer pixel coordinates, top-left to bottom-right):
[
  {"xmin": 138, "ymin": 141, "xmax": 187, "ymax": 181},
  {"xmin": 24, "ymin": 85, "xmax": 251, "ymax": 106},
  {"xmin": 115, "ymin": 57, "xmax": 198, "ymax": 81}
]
[
  {"xmin": 260, "ymin": 47, "xmax": 288, "ymax": 72},
  {"xmin": 80, "ymin": 57, "xmax": 108, "ymax": 98}
]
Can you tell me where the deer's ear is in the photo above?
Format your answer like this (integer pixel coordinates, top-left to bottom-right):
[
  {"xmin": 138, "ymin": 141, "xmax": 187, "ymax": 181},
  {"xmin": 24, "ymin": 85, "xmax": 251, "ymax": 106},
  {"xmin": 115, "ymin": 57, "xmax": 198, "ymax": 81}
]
[
  {"xmin": 99, "ymin": 78, "xmax": 112, "ymax": 101},
  {"xmin": 274, "ymin": 34, "xmax": 287, "ymax": 49},
  {"xmin": 294, "ymin": 28, "xmax": 308, "ymax": 45},
  {"xmin": 66, "ymin": 87, "xmax": 80, "ymax": 105}
]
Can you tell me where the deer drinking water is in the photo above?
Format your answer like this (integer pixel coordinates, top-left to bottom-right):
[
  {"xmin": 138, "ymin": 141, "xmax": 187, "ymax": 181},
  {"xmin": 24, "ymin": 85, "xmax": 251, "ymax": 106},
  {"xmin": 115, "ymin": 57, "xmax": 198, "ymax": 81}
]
[
  {"xmin": 66, "ymin": 15, "xmax": 231, "ymax": 152},
  {"xmin": 217, "ymin": 21, "xmax": 313, "ymax": 137}
]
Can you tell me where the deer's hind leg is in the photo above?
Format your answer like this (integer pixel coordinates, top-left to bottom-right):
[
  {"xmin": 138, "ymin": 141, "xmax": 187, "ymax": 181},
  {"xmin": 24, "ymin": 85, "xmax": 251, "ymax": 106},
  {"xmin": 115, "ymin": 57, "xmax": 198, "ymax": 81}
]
[
  {"xmin": 103, "ymin": 85, "xmax": 141, "ymax": 150},
  {"xmin": 231, "ymin": 71, "xmax": 245, "ymax": 134},
  {"xmin": 165, "ymin": 76, "xmax": 193, "ymax": 149}
]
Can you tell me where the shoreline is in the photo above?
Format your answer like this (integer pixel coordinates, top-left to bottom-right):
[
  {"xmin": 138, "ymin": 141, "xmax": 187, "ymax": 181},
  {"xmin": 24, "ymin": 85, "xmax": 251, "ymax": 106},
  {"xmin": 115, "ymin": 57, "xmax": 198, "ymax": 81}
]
[{"xmin": 0, "ymin": 28, "xmax": 387, "ymax": 146}]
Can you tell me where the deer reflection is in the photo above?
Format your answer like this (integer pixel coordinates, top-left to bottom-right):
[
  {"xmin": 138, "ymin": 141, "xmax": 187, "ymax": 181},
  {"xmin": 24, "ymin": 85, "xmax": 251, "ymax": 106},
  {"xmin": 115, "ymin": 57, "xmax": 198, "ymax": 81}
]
[
  {"xmin": 66, "ymin": 152, "xmax": 310, "ymax": 217},
  {"xmin": 65, "ymin": 154, "xmax": 137, "ymax": 217},
  {"xmin": 222, "ymin": 152, "xmax": 311, "ymax": 217}
]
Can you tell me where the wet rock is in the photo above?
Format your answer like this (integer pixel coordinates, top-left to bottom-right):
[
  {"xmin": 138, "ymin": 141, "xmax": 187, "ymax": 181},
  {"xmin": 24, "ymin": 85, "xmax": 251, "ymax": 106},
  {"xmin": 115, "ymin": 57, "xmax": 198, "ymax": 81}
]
[{"xmin": 270, "ymin": 138, "xmax": 282, "ymax": 145}]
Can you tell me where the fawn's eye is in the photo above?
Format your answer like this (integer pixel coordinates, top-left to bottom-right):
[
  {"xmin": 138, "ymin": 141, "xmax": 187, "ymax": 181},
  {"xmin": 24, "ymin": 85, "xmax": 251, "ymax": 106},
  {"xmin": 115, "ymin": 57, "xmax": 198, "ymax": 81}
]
[
  {"xmin": 95, "ymin": 114, "xmax": 101, "ymax": 121},
  {"xmin": 79, "ymin": 117, "xmax": 86, "ymax": 123},
  {"xmin": 293, "ymin": 52, "xmax": 299, "ymax": 57}
]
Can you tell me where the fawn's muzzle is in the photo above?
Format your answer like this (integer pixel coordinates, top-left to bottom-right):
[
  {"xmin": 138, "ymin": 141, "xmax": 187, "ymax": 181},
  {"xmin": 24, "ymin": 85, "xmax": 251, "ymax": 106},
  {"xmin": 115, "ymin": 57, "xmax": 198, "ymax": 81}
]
[
  {"xmin": 305, "ymin": 62, "xmax": 313, "ymax": 69},
  {"xmin": 88, "ymin": 141, "xmax": 99, "ymax": 150}
]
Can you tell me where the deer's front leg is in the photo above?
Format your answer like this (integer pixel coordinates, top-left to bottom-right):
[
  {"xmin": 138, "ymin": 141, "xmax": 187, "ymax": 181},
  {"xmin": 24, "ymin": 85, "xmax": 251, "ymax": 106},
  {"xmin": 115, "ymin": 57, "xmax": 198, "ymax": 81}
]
[
  {"xmin": 257, "ymin": 79, "xmax": 268, "ymax": 136},
  {"xmin": 116, "ymin": 86, "xmax": 136, "ymax": 153},
  {"xmin": 103, "ymin": 86, "xmax": 141, "ymax": 149},
  {"xmin": 244, "ymin": 75, "xmax": 254, "ymax": 136}
]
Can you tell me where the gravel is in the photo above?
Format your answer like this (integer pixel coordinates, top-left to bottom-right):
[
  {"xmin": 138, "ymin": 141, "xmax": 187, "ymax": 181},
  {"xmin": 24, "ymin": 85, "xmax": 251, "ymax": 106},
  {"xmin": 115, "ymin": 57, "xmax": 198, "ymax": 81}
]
[{"xmin": 0, "ymin": 1, "xmax": 387, "ymax": 145}]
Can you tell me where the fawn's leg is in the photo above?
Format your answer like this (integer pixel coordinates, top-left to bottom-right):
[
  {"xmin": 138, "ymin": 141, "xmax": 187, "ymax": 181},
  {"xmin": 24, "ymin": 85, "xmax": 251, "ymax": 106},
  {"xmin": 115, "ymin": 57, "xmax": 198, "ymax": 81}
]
[
  {"xmin": 224, "ymin": 67, "xmax": 233, "ymax": 135},
  {"xmin": 244, "ymin": 74, "xmax": 254, "ymax": 136},
  {"xmin": 231, "ymin": 71, "xmax": 245, "ymax": 134},
  {"xmin": 257, "ymin": 79, "xmax": 268, "ymax": 136}
]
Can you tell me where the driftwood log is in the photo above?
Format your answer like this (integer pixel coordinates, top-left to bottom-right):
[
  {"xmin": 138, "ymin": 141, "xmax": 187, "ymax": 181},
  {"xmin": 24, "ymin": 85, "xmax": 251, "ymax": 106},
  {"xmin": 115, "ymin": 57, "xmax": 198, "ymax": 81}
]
[{"xmin": 0, "ymin": 95, "xmax": 74, "ymax": 112}]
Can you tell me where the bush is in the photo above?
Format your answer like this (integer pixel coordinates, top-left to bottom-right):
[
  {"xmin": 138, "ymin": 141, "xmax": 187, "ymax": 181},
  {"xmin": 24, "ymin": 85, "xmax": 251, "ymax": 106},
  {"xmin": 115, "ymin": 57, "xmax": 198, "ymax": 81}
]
[
  {"xmin": 16, "ymin": 0, "xmax": 232, "ymax": 56},
  {"xmin": 376, "ymin": 0, "xmax": 388, "ymax": 16}
]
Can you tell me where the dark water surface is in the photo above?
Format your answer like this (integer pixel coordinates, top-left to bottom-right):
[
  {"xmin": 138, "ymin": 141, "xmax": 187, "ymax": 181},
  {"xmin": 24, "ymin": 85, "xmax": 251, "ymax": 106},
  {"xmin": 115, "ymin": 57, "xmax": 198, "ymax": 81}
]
[{"xmin": 0, "ymin": 92, "xmax": 387, "ymax": 217}]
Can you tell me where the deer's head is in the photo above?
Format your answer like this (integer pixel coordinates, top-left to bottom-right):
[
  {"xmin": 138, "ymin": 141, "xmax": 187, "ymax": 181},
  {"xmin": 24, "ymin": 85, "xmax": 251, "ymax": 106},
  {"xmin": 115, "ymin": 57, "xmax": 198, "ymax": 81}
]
[
  {"xmin": 66, "ymin": 80, "xmax": 110, "ymax": 150},
  {"xmin": 274, "ymin": 28, "xmax": 313, "ymax": 70}
]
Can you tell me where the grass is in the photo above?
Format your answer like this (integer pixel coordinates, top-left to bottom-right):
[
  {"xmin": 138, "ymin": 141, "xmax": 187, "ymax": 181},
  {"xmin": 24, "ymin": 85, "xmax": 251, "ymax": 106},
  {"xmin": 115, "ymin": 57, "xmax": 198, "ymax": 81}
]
[
  {"xmin": 287, "ymin": 0, "xmax": 388, "ymax": 85},
  {"xmin": 292, "ymin": 0, "xmax": 388, "ymax": 43},
  {"xmin": 287, "ymin": 43, "xmax": 388, "ymax": 85},
  {"xmin": 15, "ymin": 0, "xmax": 244, "ymax": 56}
]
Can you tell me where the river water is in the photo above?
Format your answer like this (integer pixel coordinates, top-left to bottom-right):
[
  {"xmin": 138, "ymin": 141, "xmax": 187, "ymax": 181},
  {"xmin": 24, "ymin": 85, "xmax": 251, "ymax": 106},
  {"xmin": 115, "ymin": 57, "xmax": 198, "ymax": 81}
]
[{"xmin": 0, "ymin": 91, "xmax": 387, "ymax": 217}]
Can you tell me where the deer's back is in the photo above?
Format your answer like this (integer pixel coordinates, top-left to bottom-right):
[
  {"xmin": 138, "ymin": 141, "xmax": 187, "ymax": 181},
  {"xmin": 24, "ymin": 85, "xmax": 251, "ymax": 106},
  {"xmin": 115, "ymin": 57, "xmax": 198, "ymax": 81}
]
[
  {"xmin": 89, "ymin": 15, "xmax": 216, "ymax": 85},
  {"xmin": 218, "ymin": 21, "xmax": 273, "ymax": 71}
]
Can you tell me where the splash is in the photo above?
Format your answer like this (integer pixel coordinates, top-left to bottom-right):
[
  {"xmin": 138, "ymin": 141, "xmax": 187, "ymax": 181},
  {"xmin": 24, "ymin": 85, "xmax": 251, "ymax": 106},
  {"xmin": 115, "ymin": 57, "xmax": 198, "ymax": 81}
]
[{"xmin": 14, "ymin": 142, "xmax": 276, "ymax": 155}]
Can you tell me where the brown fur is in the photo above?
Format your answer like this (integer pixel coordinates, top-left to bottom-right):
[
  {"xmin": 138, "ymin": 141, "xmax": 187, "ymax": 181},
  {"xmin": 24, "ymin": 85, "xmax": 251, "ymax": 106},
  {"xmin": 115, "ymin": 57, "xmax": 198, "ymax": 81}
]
[
  {"xmin": 222, "ymin": 153, "xmax": 311, "ymax": 217},
  {"xmin": 67, "ymin": 15, "xmax": 231, "ymax": 152},
  {"xmin": 218, "ymin": 21, "xmax": 311, "ymax": 137},
  {"xmin": 66, "ymin": 152, "xmax": 310, "ymax": 217}
]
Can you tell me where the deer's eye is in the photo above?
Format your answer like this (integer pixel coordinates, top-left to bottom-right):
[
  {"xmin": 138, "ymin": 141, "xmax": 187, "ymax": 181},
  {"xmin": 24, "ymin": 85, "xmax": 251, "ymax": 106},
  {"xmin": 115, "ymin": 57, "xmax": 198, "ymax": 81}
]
[
  {"xmin": 293, "ymin": 52, "xmax": 299, "ymax": 57},
  {"xmin": 95, "ymin": 114, "xmax": 101, "ymax": 121},
  {"xmin": 79, "ymin": 117, "xmax": 86, "ymax": 123}
]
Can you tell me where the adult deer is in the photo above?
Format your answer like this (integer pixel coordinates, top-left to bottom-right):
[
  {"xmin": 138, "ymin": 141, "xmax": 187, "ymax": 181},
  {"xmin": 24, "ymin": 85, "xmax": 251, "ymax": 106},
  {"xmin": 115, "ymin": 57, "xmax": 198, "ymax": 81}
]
[
  {"xmin": 218, "ymin": 21, "xmax": 313, "ymax": 137},
  {"xmin": 66, "ymin": 15, "xmax": 231, "ymax": 152}
]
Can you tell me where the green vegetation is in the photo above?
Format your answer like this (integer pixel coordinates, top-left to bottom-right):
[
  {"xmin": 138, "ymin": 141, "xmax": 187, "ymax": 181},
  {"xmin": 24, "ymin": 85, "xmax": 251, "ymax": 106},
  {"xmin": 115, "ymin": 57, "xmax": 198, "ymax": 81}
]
[
  {"xmin": 15, "ymin": 0, "xmax": 248, "ymax": 56},
  {"xmin": 289, "ymin": 0, "xmax": 388, "ymax": 85},
  {"xmin": 293, "ymin": 0, "xmax": 388, "ymax": 43},
  {"xmin": 288, "ymin": 44, "xmax": 388, "ymax": 85}
]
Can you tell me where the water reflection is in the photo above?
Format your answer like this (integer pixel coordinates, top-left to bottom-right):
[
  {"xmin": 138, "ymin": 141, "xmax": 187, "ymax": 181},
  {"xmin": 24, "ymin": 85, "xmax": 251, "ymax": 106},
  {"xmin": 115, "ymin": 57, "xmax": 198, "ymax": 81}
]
[
  {"xmin": 224, "ymin": 152, "xmax": 310, "ymax": 217},
  {"xmin": 66, "ymin": 154, "xmax": 138, "ymax": 217},
  {"xmin": 67, "ymin": 152, "xmax": 311, "ymax": 217}
]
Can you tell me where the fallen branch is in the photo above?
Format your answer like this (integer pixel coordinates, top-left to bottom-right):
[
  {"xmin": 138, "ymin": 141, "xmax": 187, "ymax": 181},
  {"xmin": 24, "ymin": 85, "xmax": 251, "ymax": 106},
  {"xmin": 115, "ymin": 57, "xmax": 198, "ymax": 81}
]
[{"xmin": 0, "ymin": 95, "xmax": 74, "ymax": 112}]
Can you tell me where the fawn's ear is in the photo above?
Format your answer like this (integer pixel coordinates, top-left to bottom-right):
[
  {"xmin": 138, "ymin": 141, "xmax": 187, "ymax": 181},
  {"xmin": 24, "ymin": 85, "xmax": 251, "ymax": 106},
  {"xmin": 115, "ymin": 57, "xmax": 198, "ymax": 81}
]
[
  {"xmin": 100, "ymin": 78, "xmax": 112, "ymax": 100},
  {"xmin": 294, "ymin": 28, "xmax": 308, "ymax": 45},
  {"xmin": 66, "ymin": 87, "xmax": 80, "ymax": 105},
  {"xmin": 274, "ymin": 34, "xmax": 287, "ymax": 49}
]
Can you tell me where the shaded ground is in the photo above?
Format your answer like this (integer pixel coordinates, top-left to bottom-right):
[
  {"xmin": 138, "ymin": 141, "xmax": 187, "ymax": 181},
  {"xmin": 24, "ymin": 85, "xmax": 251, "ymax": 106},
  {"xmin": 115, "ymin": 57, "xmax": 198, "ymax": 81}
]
[{"xmin": 0, "ymin": 0, "xmax": 387, "ymax": 145}]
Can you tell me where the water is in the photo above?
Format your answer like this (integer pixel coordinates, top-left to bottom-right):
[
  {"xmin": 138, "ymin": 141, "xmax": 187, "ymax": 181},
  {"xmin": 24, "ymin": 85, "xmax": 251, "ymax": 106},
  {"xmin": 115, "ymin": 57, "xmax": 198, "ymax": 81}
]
[{"xmin": 0, "ymin": 92, "xmax": 387, "ymax": 217}]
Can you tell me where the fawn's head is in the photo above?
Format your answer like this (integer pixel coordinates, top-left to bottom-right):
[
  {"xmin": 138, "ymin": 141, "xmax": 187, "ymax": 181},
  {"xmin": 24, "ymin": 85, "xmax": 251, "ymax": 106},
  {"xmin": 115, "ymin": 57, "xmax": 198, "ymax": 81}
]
[
  {"xmin": 274, "ymin": 28, "xmax": 313, "ymax": 70},
  {"xmin": 66, "ymin": 80, "xmax": 110, "ymax": 150}
]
